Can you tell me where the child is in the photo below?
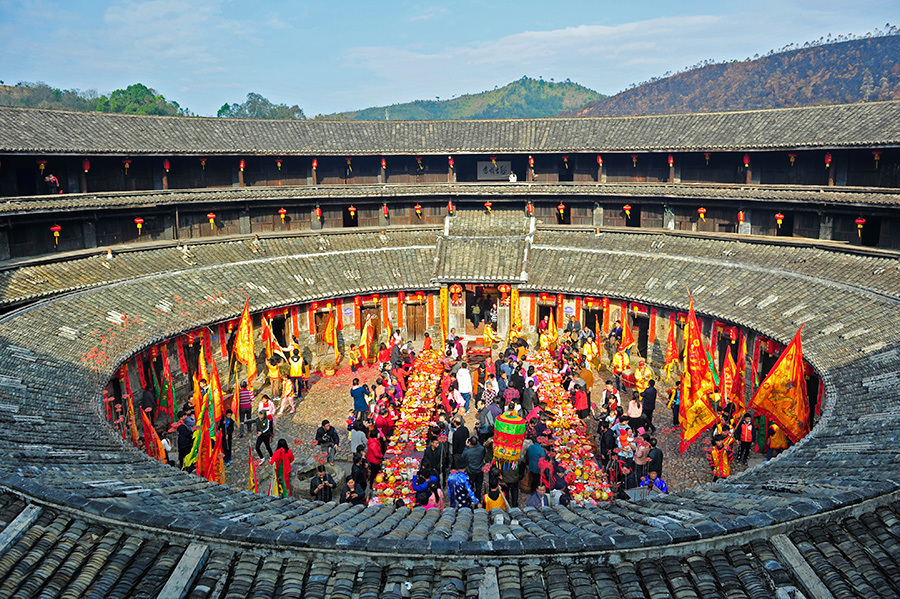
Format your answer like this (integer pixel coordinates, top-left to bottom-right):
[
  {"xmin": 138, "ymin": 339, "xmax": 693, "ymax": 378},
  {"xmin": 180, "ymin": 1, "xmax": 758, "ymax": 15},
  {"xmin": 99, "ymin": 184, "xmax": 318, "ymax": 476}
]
[
  {"xmin": 707, "ymin": 434, "xmax": 734, "ymax": 481},
  {"xmin": 349, "ymin": 344, "xmax": 360, "ymax": 373},
  {"xmin": 267, "ymin": 356, "xmax": 282, "ymax": 399},
  {"xmin": 422, "ymin": 332, "xmax": 432, "ymax": 351}
]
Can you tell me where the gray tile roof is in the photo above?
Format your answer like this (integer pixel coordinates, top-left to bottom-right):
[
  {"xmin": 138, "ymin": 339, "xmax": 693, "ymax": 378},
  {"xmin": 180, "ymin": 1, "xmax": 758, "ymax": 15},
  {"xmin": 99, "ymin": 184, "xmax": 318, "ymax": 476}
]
[{"xmin": 3, "ymin": 100, "xmax": 900, "ymax": 155}]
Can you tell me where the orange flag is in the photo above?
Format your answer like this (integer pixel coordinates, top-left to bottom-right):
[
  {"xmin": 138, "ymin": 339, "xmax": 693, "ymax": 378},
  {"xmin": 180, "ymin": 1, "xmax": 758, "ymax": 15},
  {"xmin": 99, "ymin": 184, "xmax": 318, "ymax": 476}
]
[
  {"xmin": 359, "ymin": 314, "xmax": 373, "ymax": 364},
  {"xmin": 234, "ymin": 299, "xmax": 257, "ymax": 383},
  {"xmin": 679, "ymin": 297, "xmax": 718, "ymax": 452},
  {"xmin": 749, "ymin": 326, "xmax": 809, "ymax": 443},
  {"xmin": 324, "ymin": 310, "xmax": 339, "ymax": 362},
  {"xmin": 619, "ymin": 312, "xmax": 636, "ymax": 352},
  {"xmin": 248, "ymin": 444, "xmax": 258, "ymax": 493},
  {"xmin": 140, "ymin": 409, "xmax": 166, "ymax": 462}
]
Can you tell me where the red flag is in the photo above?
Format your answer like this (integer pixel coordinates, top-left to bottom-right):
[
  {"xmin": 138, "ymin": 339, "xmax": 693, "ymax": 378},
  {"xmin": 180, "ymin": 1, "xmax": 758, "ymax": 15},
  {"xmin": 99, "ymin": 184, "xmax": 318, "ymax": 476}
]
[
  {"xmin": 619, "ymin": 311, "xmax": 636, "ymax": 351},
  {"xmin": 233, "ymin": 298, "xmax": 257, "ymax": 383},
  {"xmin": 749, "ymin": 326, "xmax": 809, "ymax": 443},
  {"xmin": 248, "ymin": 444, "xmax": 259, "ymax": 493},
  {"xmin": 176, "ymin": 336, "xmax": 189, "ymax": 373},
  {"xmin": 218, "ymin": 323, "xmax": 228, "ymax": 358},
  {"xmin": 323, "ymin": 310, "xmax": 340, "ymax": 363},
  {"xmin": 679, "ymin": 297, "xmax": 718, "ymax": 452},
  {"xmin": 135, "ymin": 357, "xmax": 147, "ymax": 390},
  {"xmin": 140, "ymin": 409, "xmax": 166, "ymax": 462}
]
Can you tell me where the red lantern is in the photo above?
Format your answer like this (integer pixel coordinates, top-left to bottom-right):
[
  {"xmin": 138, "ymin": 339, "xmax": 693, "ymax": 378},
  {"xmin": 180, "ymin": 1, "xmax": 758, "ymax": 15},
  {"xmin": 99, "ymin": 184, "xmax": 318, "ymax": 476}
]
[
  {"xmin": 312, "ymin": 158, "xmax": 318, "ymax": 170},
  {"xmin": 824, "ymin": 152, "xmax": 832, "ymax": 168},
  {"xmin": 134, "ymin": 217, "xmax": 144, "ymax": 235},
  {"xmin": 631, "ymin": 154, "xmax": 638, "ymax": 168},
  {"xmin": 788, "ymin": 153, "xmax": 797, "ymax": 166},
  {"xmin": 82, "ymin": 158, "xmax": 90, "ymax": 173},
  {"xmin": 775, "ymin": 213, "xmax": 785, "ymax": 228},
  {"xmin": 163, "ymin": 159, "xmax": 170, "ymax": 173},
  {"xmin": 855, "ymin": 217, "xmax": 866, "ymax": 238},
  {"xmin": 276, "ymin": 158, "xmax": 283, "ymax": 171},
  {"xmin": 346, "ymin": 157, "xmax": 353, "ymax": 172},
  {"xmin": 379, "ymin": 158, "xmax": 386, "ymax": 171},
  {"xmin": 447, "ymin": 200, "xmax": 455, "ymax": 215},
  {"xmin": 37, "ymin": 159, "xmax": 47, "ymax": 174},
  {"xmin": 239, "ymin": 159, "xmax": 245, "ymax": 172},
  {"xmin": 278, "ymin": 207, "xmax": 287, "ymax": 224},
  {"xmin": 596, "ymin": 155, "xmax": 603, "ymax": 166},
  {"xmin": 528, "ymin": 156, "xmax": 534, "ymax": 168},
  {"xmin": 207, "ymin": 213, "xmax": 216, "ymax": 230},
  {"xmin": 743, "ymin": 154, "xmax": 750, "ymax": 168},
  {"xmin": 557, "ymin": 202, "xmax": 565, "ymax": 217},
  {"xmin": 50, "ymin": 224, "xmax": 61, "ymax": 244},
  {"xmin": 348, "ymin": 205, "xmax": 357, "ymax": 218},
  {"xmin": 122, "ymin": 159, "xmax": 131, "ymax": 174},
  {"xmin": 416, "ymin": 157, "xmax": 423, "ymax": 171},
  {"xmin": 737, "ymin": 210, "xmax": 745, "ymax": 223},
  {"xmin": 315, "ymin": 205, "xmax": 322, "ymax": 220},
  {"xmin": 199, "ymin": 158, "xmax": 207, "ymax": 170},
  {"xmin": 697, "ymin": 207, "xmax": 707, "ymax": 222},
  {"xmin": 704, "ymin": 152, "xmax": 710, "ymax": 165},
  {"xmin": 491, "ymin": 156, "xmax": 498, "ymax": 168},
  {"xmin": 382, "ymin": 203, "xmax": 389, "ymax": 218},
  {"xmin": 484, "ymin": 201, "xmax": 492, "ymax": 214},
  {"xmin": 623, "ymin": 204, "xmax": 632, "ymax": 219},
  {"xmin": 667, "ymin": 154, "xmax": 674, "ymax": 167},
  {"xmin": 497, "ymin": 284, "xmax": 511, "ymax": 305},
  {"xmin": 448, "ymin": 156, "xmax": 454, "ymax": 169},
  {"xmin": 562, "ymin": 155, "xmax": 568, "ymax": 169},
  {"xmin": 526, "ymin": 201, "xmax": 534, "ymax": 216},
  {"xmin": 414, "ymin": 204, "xmax": 422, "ymax": 219},
  {"xmin": 873, "ymin": 151, "xmax": 882, "ymax": 168}
]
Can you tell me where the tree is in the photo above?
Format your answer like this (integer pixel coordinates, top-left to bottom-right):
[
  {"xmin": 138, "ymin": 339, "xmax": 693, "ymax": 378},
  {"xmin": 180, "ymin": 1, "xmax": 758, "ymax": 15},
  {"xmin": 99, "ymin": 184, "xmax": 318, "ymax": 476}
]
[
  {"xmin": 217, "ymin": 93, "xmax": 305, "ymax": 119},
  {"xmin": 96, "ymin": 83, "xmax": 187, "ymax": 116}
]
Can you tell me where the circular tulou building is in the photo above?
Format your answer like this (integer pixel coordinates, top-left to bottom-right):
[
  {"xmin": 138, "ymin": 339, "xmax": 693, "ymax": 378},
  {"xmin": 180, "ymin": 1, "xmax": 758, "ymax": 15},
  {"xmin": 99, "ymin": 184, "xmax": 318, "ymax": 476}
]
[{"xmin": 0, "ymin": 102, "xmax": 899, "ymax": 598}]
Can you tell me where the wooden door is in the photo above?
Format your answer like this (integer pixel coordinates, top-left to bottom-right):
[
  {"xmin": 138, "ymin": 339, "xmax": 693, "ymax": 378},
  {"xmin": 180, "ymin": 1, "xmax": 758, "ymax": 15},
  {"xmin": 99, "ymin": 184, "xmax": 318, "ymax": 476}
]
[{"xmin": 405, "ymin": 304, "xmax": 426, "ymax": 341}]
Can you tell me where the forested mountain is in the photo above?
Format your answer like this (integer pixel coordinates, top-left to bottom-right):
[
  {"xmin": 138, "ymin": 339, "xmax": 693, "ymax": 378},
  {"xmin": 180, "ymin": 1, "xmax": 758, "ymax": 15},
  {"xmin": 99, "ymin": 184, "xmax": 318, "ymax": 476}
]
[
  {"xmin": 0, "ymin": 82, "xmax": 190, "ymax": 116},
  {"xmin": 566, "ymin": 32, "xmax": 900, "ymax": 117},
  {"xmin": 322, "ymin": 77, "xmax": 603, "ymax": 120}
]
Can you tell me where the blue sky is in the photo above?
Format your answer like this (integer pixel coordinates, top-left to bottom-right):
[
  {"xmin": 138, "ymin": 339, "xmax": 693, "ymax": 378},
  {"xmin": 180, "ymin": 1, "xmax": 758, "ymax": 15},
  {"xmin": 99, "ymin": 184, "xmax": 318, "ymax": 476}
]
[{"xmin": 1, "ymin": 0, "xmax": 898, "ymax": 116}]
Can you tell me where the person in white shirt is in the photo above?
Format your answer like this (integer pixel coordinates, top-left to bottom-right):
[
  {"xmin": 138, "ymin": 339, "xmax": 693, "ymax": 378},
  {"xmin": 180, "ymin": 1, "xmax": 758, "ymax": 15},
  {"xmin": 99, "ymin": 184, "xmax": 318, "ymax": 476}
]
[{"xmin": 456, "ymin": 363, "xmax": 473, "ymax": 412}]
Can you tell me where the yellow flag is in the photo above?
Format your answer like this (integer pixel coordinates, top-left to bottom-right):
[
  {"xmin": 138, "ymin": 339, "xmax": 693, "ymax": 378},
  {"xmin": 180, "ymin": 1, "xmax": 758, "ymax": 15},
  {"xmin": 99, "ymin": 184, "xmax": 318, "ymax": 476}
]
[
  {"xmin": 749, "ymin": 326, "xmax": 809, "ymax": 443},
  {"xmin": 679, "ymin": 298, "xmax": 718, "ymax": 452},
  {"xmin": 234, "ymin": 299, "xmax": 257, "ymax": 383}
]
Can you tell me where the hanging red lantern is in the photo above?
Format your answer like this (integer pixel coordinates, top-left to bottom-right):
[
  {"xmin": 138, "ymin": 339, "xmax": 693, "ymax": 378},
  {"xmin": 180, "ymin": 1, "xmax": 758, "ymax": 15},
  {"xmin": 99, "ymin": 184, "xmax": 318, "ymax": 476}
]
[
  {"xmin": 697, "ymin": 207, "xmax": 707, "ymax": 222},
  {"xmin": 873, "ymin": 151, "xmax": 882, "ymax": 168},
  {"xmin": 207, "ymin": 213, "xmax": 216, "ymax": 230},
  {"xmin": 134, "ymin": 217, "xmax": 144, "ymax": 235},
  {"xmin": 737, "ymin": 210, "xmax": 745, "ymax": 223},
  {"xmin": 50, "ymin": 224, "xmax": 61, "ymax": 245},
  {"xmin": 414, "ymin": 204, "xmax": 422, "ymax": 219},
  {"xmin": 775, "ymin": 213, "xmax": 785, "ymax": 228},
  {"xmin": 562, "ymin": 155, "xmax": 568, "ymax": 169},
  {"xmin": 667, "ymin": 154, "xmax": 674, "ymax": 167},
  {"xmin": 315, "ymin": 205, "xmax": 322, "ymax": 220},
  {"xmin": 37, "ymin": 159, "xmax": 47, "ymax": 174},
  {"xmin": 448, "ymin": 156, "xmax": 454, "ymax": 169},
  {"xmin": 743, "ymin": 154, "xmax": 750, "ymax": 168},
  {"xmin": 239, "ymin": 159, "xmax": 246, "ymax": 172},
  {"xmin": 276, "ymin": 158, "xmax": 283, "ymax": 171},
  {"xmin": 278, "ymin": 208, "xmax": 287, "ymax": 224},
  {"xmin": 348, "ymin": 205, "xmax": 357, "ymax": 218},
  {"xmin": 623, "ymin": 204, "xmax": 632, "ymax": 219},
  {"xmin": 484, "ymin": 201, "xmax": 492, "ymax": 214},
  {"xmin": 416, "ymin": 156, "xmax": 423, "ymax": 171},
  {"xmin": 199, "ymin": 158, "xmax": 207, "ymax": 170},
  {"xmin": 346, "ymin": 157, "xmax": 353, "ymax": 172},
  {"xmin": 631, "ymin": 154, "xmax": 638, "ymax": 168},
  {"xmin": 312, "ymin": 158, "xmax": 318, "ymax": 170},
  {"xmin": 122, "ymin": 159, "xmax": 131, "ymax": 174},
  {"xmin": 382, "ymin": 203, "xmax": 389, "ymax": 218},
  {"xmin": 82, "ymin": 158, "xmax": 91, "ymax": 173},
  {"xmin": 704, "ymin": 152, "xmax": 710, "ymax": 165},
  {"xmin": 163, "ymin": 159, "xmax": 170, "ymax": 173},
  {"xmin": 855, "ymin": 217, "xmax": 866, "ymax": 238},
  {"xmin": 378, "ymin": 158, "xmax": 385, "ymax": 171},
  {"xmin": 497, "ymin": 283, "xmax": 511, "ymax": 305},
  {"xmin": 557, "ymin": 202, "xmax": 565, "ymax": 217},
  {"xmin": 824, "ymin": 152, "xmax": 832, "ymax": 168},
  {"xmin": 448, "ymin": 284, "xmax": 464, "ymax": 306},
  {"xmin": 788, "ymin": 153, "xmax": 797, "ymax": 166},
  {"xmin": 526, "ymin": 201, "xmax": 534, "ymax": 216},
  {"xmin": 596, "ymin": 155, "xmax": 603, "ymax": 166},
  {"xmin": 447, "ymin": 200, "xmax": 455, "ymax": 215},
  {"xmin": 491, "ymin": 156, "xmax": 498, "ymax": 168},
  {"xmin": 528, "ymin": 155, "xmax": 534, "ymax": 168}
]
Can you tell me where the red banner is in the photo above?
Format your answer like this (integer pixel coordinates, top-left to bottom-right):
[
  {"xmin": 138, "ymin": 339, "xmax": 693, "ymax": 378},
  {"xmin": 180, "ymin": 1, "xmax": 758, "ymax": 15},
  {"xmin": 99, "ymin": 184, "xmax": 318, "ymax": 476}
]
[
  {"xmin": 751, "ymin": 336, "xmax": 762, "ymax": 391},
  {"xmin": 382, "ymin": 296, "xmax": 391, "ymax": 332},
  {"xmin": 427, "ymin": 294, "xmax": 435, "ymax": 326},
  {"xmin": 135, "ymin": 356, "xmax": 147, "ymax": 390},
  {"xmin": 119, "ymin": 364, "xmax": 132, "ymax": 399},
  {"xmin": 649, "ymin": 307, "xmax": 657, "ymax": 343},
  {"xmin": 574, "ymin": 297, "xmax": 581, "ymax": 322},
  {"xmin": 307, "ymin": 304, "xmax": 315, "ymax": 334},
  {"xmin": 529, "ymin": 294, "xmax": 536, "ymax": 326},
  {"xmin": 556, "ymin": 294, "xmax": 565, "ymax": 329},
  {"xmin": 602, "ymin": 297, "xmax": 610, "ymax": 333},
  {"xmin": 218, "ymin": 323, "xmax": 228, "ymax": 357},
  {"xmin": 176, "ymin": 336, "xmax": 188, "ymax": 373},
  {"xmin": 396, "ymin": 294, "xmax": 404, "ymax": 329},
  {"xmin": 354, "ymin": 295, "xmax": 362, "ymax": 329}
]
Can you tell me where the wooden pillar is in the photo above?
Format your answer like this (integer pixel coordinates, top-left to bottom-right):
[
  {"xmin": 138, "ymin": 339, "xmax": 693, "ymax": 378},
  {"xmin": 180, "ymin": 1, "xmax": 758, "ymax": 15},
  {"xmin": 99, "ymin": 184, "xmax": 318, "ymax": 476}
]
[
  {"xmin": 745, "ymin": 165, "xmax": 752, "ymax": 185},
  {"xmin": 668, "ymin": 165, "xmax": 675, "ymax": 183},
  {"xmin": 312, "ymin": 160, "xmax": 318, "ymax": 185},
  {"xmin": 161, "ymin": 172, "xmax": 168, "ymax": 190},
  {"xmin": 79, "ymin": 171, "xmax": 87, "ymax": 193},
  {"xmin": 827, "ymin": 168, "xmax": 835, "ymax": 187},
  {"xmin": 380, "ymin": 164, "xmax": 386, "ymax": 184},
  {"xmin": 238, "ymin": 166, "xmax": 245, "ymax": 187}
]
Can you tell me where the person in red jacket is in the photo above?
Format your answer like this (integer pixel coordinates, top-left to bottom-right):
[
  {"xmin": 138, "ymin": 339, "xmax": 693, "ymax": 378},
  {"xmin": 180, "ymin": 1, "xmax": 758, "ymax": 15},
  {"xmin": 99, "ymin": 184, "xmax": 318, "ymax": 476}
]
[
  {"xmin": 270, "ymin": 438, "xmax": 295, "ymax": 498},
  {"xmin": 573, "ymin": 386, "xmax": 589, "ymax": 420},
  {"xmin": 737, "ymin": 415, "xmax": 754, "ymax": 464},
  {"xmin": 366, "ymin": 428, "xmax": 384, "ymax": 486}
]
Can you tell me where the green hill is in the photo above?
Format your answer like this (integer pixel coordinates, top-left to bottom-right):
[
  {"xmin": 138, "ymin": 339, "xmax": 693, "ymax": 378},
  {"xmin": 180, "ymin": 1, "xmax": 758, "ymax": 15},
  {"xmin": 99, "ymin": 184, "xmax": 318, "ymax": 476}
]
[
  {"xmin": 566, "ymin": 32, "xmax": 900, "ymax": 117},
  {"xmin": 322, "ymin": 77, "xmax": 604, "ymax": 120}
]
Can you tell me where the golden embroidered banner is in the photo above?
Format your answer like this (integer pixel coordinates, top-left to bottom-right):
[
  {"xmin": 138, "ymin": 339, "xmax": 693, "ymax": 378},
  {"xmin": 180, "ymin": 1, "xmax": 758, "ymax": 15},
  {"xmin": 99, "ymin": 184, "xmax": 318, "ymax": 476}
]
[
  {"xmin": 234, "ymin": 299, "xmax": 257, "ymax": 383},
  {"xmin": 679, "ymin": 298, "xmax": 718, "ymax": 452},
  {"xmin": 439, "ymin": 287, "xmax": 448, "ymax": 346},
  {"xmin": 749, "ymin": 326, "xmax": 809, "ymax": 443},
  {"xmin": 664, "ymin": 313, "xmax": 679, "ymax": 380},
  {"xmin": 510, "ymin": 288, "xmax": 519, "ymax": 327}
]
